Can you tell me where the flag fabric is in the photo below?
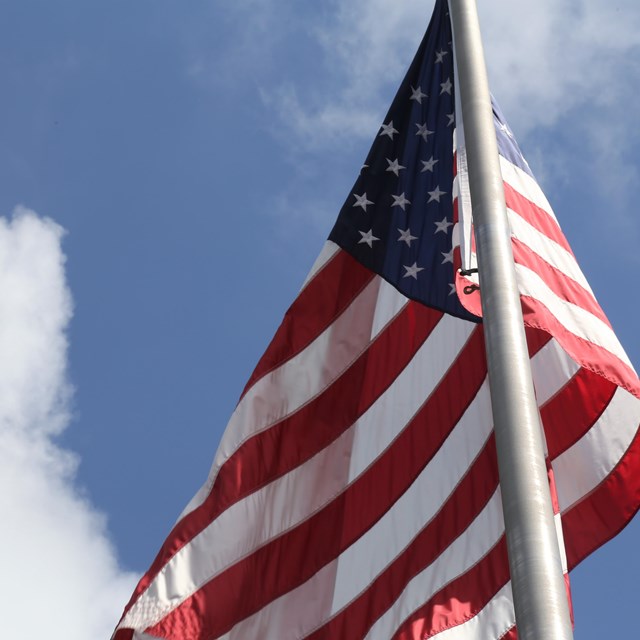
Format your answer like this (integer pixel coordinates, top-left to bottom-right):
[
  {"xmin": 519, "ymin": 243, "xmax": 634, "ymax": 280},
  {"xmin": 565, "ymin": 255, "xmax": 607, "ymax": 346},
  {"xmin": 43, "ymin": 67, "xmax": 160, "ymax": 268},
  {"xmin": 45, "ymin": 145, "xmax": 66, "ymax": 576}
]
[{"xmin": 113, "ymin": 1, "xmax": 640, "ymax": 638}]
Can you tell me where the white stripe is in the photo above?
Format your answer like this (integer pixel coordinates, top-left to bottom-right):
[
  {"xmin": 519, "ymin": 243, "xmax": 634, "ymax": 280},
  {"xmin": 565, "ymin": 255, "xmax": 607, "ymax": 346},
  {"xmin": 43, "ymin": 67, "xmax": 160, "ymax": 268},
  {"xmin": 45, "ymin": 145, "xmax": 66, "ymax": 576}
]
[
  {"xmin": 530, "ymin": 339, "xmax": 580, "ymax": 407},
  {"xmin": 507, "ymin": 207, "xmax": 594, "ymax": 295},
  {"xmin": 452, "ymin": 173, "xmax": 461, "ymax": 200},
  {"xmin": 554, "ymin": 387, "xmax": 640, "ymax": 512},
  {"xmin": 363, "ymin": 491, "xmax": 506, "ymax": 640},
  {"xmin": 554, "ymin": 513, "xmax": 569, "ymax": 574},
  {"xmin": 371, "ymin": 278, "xmax": 410, "ymax": 337},
  {"xmin": 514, "ymin": 262, "xmax": 633, "ymax": 368},
  {"xmin": 300, "ymin": 241, "xmax": 340, "ymax": 291},
  {"xmin": 452, "ymin": 220, "xmax": 460, "ymax": 249},
  {"xmin": 122, "ymin": 315, "xmax": 474, "ymax": 630},
  {"xmin": 429, "ymin": 582, "xmax": 515, "ymax": 640},
  {"xmin": 499, "ymin": 155, "xmax": 558, "ymax": 224}
]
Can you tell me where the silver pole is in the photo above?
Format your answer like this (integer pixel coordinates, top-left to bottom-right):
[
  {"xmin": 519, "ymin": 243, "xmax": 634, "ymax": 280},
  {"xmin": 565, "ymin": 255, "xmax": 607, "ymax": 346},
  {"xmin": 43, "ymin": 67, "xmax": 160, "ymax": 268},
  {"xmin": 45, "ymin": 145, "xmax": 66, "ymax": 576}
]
[{"xmin": 447, "ymin": 1, "xmax": 574, "ymax": 638}]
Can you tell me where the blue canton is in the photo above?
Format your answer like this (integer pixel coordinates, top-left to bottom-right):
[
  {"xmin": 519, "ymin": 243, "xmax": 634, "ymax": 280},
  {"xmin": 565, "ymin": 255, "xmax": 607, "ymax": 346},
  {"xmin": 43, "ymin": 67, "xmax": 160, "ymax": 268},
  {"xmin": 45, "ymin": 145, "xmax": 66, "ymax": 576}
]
[
  {"xmin": 329, "ymin": 0, "xmax": 479, "ymax": 322},
  {"xmin": 492, "ymin": 98, "xmax": 533, "ymax": 178}
]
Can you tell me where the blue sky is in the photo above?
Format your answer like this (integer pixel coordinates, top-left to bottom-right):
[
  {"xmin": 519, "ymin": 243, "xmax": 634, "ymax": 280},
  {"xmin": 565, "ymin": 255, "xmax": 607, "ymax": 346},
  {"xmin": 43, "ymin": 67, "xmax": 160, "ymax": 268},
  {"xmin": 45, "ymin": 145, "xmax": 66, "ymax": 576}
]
[{"xmin": 0, "ymin": 1, "xmax": 638, "ymax": 637}]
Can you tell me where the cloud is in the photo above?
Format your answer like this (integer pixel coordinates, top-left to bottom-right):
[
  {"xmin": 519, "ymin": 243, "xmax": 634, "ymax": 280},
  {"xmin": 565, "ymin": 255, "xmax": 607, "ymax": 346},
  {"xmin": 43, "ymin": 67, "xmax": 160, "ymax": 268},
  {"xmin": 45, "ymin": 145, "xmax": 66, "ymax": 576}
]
[
  {"xmin": 235, "ymin": 0, "xmax": 639, "ymax": 253},
  {"xmin": 259, "ymin": 0, "xmax": 429, "ymax": 148},
  {"xmin": 254, "ymin": 0, "xmax": 640, "ymax": 146},
  {"xmin": 0, "ymin": 208, "xmax": 136, "ymax": 639},
  {"xmin": 479, "ymin": 0, "xmax": 640, "ymax": 132},
  {"xmin": 183, "ymin": 1, "xmax": 639, "ymax": 255}
]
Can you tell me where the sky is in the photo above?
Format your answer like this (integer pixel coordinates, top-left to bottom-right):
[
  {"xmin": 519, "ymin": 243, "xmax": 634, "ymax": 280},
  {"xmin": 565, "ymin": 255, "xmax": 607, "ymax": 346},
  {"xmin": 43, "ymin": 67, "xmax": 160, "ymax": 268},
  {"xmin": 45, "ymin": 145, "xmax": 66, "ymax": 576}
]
[{"xmin": 0, "ymin": 1, "xmax": 638, "ymax": 638}]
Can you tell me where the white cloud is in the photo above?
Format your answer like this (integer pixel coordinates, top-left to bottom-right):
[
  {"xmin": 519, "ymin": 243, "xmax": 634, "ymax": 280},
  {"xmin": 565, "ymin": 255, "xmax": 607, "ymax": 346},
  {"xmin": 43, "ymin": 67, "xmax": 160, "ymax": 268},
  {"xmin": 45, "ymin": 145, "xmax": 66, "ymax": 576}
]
[
  {"xmin": 479, "ymin": 0, "xmax": 640, "ymax": 133},
  {"xmin": 261, "ymin": 0, "xmax": 428, "ymax": 148},
  {"xmin": 248, "ymin": 1, "xmax": 639, "ymax": 178},
  {"xmin": 255, "ymin": 0, "xmax": 640, "ymax": 146},
  {"xmin": 239, "ymin": 0, "xmax": 640, "ymax": 253},
  {"xmin": 185, "ymin": 1, "xmax": 639, "ymax": 254},
  {"xmin": 0, "ymin": 208, "xmax": 136, "ymax": 639}
]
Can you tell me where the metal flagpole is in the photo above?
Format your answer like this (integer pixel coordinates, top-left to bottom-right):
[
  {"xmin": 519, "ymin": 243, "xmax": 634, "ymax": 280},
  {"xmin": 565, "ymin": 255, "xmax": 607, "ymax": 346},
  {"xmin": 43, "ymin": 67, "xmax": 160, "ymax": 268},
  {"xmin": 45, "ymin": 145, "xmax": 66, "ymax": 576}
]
[{"xmin": 447, "ymin": 1, "xmax": 574, "ymax": 638}]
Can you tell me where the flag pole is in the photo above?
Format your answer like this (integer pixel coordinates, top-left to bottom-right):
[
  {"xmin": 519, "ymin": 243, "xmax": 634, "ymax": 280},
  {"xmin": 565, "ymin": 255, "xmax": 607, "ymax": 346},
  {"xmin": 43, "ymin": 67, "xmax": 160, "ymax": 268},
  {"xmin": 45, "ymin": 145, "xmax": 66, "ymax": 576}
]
[{"xmin": 447, "ymin": 1, "xmax": 574, "ymax": 638}]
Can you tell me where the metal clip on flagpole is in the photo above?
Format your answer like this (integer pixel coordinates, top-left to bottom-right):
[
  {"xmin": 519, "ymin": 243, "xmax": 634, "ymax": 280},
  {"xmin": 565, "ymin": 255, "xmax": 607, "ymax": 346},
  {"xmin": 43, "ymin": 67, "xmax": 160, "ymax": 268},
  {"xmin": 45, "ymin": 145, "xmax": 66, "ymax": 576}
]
[
  {"xmin": 459, "ymin": 268, "xmax": 480, "ymax": 294},
  {"xmin": 447, "ymin": 1, "xmax": 574, "ymax": 639}
]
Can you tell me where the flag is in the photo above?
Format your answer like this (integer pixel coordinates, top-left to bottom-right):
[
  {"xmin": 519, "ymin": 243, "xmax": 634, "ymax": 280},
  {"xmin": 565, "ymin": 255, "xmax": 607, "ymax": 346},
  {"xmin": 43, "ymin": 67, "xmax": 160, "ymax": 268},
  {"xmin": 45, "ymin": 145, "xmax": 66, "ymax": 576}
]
[{"xmin": 113, "ymin": 1, "xmax": 640, "ymax": 638}]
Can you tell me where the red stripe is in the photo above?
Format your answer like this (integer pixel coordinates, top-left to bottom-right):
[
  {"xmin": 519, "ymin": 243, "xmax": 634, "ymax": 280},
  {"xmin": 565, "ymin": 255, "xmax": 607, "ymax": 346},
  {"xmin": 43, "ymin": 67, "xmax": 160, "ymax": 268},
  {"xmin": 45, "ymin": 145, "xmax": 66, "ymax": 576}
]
[
  {"xmin": 541, "ymin": 367, "xmax": 617, "ymax": 459},
  {"xmin": 562, "ymin": 425, "xmax": 640, "ymax": 570},
  {"xmin": 547, "ymin": 459, "xmax": 560, "ymax": 515},
  {"xmin": 393, "ymin": 537, "xmax": 510, "ymax": 640},
  {"xmin": 524, "ymin": 325, "xmax": 552, "ymax": 355},
  {"xmin": 121, "ymin": 302, "xmax": 443, "ymax": 616},
  {"xmin": 565, "ymin": 573, "xmax": 574, "ymax": 627},
  {"xmin": 520, "ymin": 294, "xmax": 640, "ymax": 398},
  {"xmin": 111, "ymin": 630, "xmax": 133, "ymax": 640},
  {"xmin": 503, "ymin": 181, "xmax": 572, "ymax": 255},
  {"xmin": 147, "ymin": 327, "xmax": 489, "ymax": 639},
  {"xmin": 242, "ymin": 249, "xmax": 374, "ymax": 397},
  {"xmin": 500, "ymin": 626, "xmax": 518, "ymax": 640},
  {"xmin": 305, "ymin": 437, "xmax": 499, "ymax": 640},
  {"xmin": 511, "ymin": 239, "xmax": 609, "ymax": 327}
]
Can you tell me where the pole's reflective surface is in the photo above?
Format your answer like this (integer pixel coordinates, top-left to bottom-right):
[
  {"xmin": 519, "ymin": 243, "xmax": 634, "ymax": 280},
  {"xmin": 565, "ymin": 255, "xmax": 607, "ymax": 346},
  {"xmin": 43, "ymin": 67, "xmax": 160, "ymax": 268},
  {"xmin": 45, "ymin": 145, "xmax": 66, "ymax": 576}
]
[{"xmin": 447, "ymin": 1, "xmax": 574, "ymax": 638}]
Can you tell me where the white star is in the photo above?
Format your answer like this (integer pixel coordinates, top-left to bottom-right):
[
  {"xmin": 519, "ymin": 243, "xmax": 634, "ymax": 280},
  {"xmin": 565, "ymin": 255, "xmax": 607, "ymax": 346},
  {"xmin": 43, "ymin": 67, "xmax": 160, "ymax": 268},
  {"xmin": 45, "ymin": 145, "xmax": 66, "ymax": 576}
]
[
  {"xmin": 410, "ymin": 85, "xmax": 428, "ymax": 104},
  {"xmin": 497, "ymin": 121, "xmax": 514, "ymax": 139},
  {"xmin": 403, "ymin": 262, "xmax": 425, "ymax": 279},
  {"xmin": 447, "ymin": 112, "xmax": 455, "ymax": 126},
  {"xmin": 448, "ymin": 283, "xmax": 457, "ymax": 296},
  {"xmin": 392, "ymin": 193, "xmax": 411, "ymax": 210},
  {"xmin": 358, "ymin": 229, "xmax": 379, "ymax": 248},
  {"xmin": 353, "ymin": 192, "xmax": 374, "ymax": 211},
  {"xmin": 427, "ymin": 186, "xmax": 447, "ymax": 203},
  {"xmin": 379, "ymin": 121, "xmax": 399, "ymax": 140},
  {"xmin": 415, "ymin": 122, "xmax": 433, "ymax": 142},
  {"xmin": 398, "ymin": 227, "xmax": 418, "ymax": 246},
  {"xmin": 386, "ymin": 158, "xmax": 405, "ymax": 176},
  {"xmin": 435, "ymin": 49, "xmax": 448, "ymax": 64},
  {"xmin": 421, "ymin": 156, "xmax": 439, "ymax": 173},
  {"xmin": 434, "ymin": 216, "xmax": 453, "ymax": 234},
  {"xmin": 441, "ymin": 248, "xmax": 454, "ymax": 264},
  {"xmin": 440, "ymin": 77, "xmax": 453, "ymax": 95}
]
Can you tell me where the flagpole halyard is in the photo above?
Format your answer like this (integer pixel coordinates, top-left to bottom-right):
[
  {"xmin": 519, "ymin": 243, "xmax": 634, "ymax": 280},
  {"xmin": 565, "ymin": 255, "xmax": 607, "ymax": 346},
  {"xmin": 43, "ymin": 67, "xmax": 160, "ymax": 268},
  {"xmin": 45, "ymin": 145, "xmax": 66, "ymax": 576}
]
[{"xmin": 447, "ymin": 1, "xmax": 574, "ymax": 638}]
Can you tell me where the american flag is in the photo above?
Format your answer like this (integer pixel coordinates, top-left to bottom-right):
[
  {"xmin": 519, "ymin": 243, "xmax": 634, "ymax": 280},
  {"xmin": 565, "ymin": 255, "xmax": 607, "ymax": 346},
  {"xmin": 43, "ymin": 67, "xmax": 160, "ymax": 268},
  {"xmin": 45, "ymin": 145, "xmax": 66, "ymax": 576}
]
[{"xmin": 113, "ymin": 1, "xmax": 640, "ymax": 638}]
